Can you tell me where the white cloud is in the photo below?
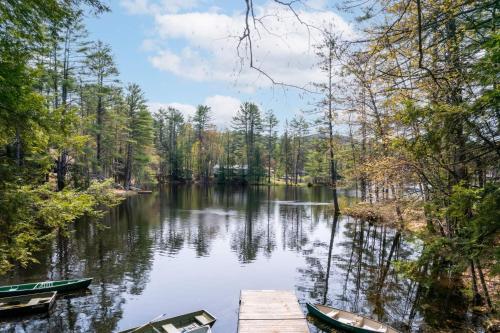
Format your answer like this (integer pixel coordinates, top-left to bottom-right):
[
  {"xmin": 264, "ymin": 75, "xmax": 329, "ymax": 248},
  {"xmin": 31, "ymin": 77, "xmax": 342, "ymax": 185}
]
[
  {"xmin": 121, "ymin": 0, "xmax": 199, "ymax": 15},
  {"xmin": 148, "ymin": 102, "xmax": 197, "ymax": 118},
  {"xmin": 148, "ymin": 95, "xmax": 242, "ymax": 129},
  {"xmin": 121, "ymin": 0, "xmax": 151, "ymax": 15},
  {"xmin": 130, "ymin": 1, "xmax": 355, "ymax": 90},
  {"xmin": 149, "ymin": 48, "xmax": 211, "ymax": 81},
  {"xmin": 305, "ymin": 0, "xmax": 329, "ymax": 10},
  {"xmin": 204, "ymin": 95, "xmax": 241, "ymax": 129},
  {"xmin": 140, "ymin": 39, "xmax": 161, "ymax": 52}
]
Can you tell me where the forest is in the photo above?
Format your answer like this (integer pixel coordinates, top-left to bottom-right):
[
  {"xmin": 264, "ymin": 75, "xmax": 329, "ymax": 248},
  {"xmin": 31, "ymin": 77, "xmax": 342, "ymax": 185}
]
[{"xmin": 0, "ymin": 0, "xmax": 498, "ymax": 325}]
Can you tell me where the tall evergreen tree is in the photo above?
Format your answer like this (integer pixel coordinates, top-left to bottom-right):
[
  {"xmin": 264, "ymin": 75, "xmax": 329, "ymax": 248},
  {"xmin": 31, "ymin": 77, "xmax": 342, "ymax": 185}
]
[
  {"xmin": 263, "ymin": 110, "xmax": 278, "ymax": 184},
  {"xmin": 84, "ymin": 40, "xmax": 118, "ymax": 174},
  {"xmin": 232, "ymin": 102, "xmax": 263, "ymax": 182},
  {"xmin": 289, "ymin": 114, "xmax": 309, "ymax": 184},
  {"xmin": 192, "ymin": 105, "xmax": 212, "ymax": 181},
  {"xmin": 123, "ymin": 84, "xmax": 148, "ymax": 189},
  {"xmin": 315, "ymin": 31, "xmax": 340, "ymax": 212}
]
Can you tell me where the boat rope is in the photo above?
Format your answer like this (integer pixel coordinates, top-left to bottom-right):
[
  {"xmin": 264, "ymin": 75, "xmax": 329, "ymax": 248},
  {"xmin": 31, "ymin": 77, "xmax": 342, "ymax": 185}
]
[{"xmin": 130, "ymin": 313, "xmax": 167, "ymax": 332}]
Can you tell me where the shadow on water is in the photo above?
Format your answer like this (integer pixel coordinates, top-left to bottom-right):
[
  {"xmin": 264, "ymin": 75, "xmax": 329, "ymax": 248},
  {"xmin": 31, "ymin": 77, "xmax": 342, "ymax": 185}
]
[{"xmin": 0, "ymin": 185, "xmax": 478, "ymax": 333}]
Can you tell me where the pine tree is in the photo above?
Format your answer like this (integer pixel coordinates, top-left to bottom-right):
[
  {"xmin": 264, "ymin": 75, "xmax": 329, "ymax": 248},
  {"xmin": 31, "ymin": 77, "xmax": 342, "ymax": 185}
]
[
  {"xmin": 232, "ymin": 102, "xmax": 263, "ymax": 183},
  {"xmin": 192, "ymin": 105, "xmax": 212, "ymax": 181},
  {"xmin": 124, "ymin": 84, "xmax": 143, "ymax": 188},
  {"xmin": 289, "ymin": 114, "xmax": 309, "ymax": 184},
  {"xmin": 315, "ymin": 31, "xmax": 340, "ymax": 212},
  {"xmin": 84, "ymin": 40, "xmax": 118, "ymax": 174},
  {"xmin": 263, "ymin": 110, "xmax": 278, "ymax": 184}
]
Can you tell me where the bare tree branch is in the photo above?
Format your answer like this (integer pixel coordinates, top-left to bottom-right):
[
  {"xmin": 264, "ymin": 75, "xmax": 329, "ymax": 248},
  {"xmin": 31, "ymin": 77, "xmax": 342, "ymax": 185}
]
[{"xmin": 237, "ymin": 0, "xmax": 322, "ymax": 92}]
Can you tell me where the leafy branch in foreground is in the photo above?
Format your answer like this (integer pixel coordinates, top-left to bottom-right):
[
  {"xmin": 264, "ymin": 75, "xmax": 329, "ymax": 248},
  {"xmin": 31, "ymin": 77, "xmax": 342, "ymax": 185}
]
[{"xmin": 0, "ymin": 180, "xmax": 121, "ymax": 275}]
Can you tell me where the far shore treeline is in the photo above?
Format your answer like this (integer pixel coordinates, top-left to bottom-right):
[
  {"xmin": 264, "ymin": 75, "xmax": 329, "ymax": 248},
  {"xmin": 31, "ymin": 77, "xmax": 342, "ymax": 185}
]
[
  {"xmin": 0, "ymin": 0, "xmax": 498, "ymax": 319},
  {"xmin": 0, "ymin": 1, "xmax": 342, "ymax": 274}
]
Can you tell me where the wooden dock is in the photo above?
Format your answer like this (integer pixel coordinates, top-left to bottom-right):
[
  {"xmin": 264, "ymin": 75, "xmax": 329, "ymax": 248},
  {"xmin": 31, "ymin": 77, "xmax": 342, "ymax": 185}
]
[{"xmin": 237, "ymin": 290, "xmax": 310, "ymax": 333}]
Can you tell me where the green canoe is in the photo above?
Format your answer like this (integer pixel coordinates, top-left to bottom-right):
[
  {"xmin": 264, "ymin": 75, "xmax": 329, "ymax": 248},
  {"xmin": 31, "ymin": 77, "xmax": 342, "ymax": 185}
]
[
  {"xmin": 0, "ymin": 278, "xmax": 93, "ymax": 297},
  {"xmin": 120, "ymin": 310, "xmax": 216, "ymax": 333},
  {"xmin": 307, "ymin": 303, "xmax": 400, "ymax": 333},
  {"xmin": 0, "ymin": 291, "xmax": 57, "ymax": 317}
]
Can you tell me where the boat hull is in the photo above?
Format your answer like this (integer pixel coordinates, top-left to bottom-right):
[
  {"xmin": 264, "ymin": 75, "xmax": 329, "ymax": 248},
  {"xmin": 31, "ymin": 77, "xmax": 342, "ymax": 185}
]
[
  {"xmin": 306, "ymin": 303, "xmax": 397, "ymax": 333},
  {"xmin": 0, "ymin": 291, "xmax": 56, "ymax": 317},
  {"xmin": 120, "ymin": 310, "xmax": 216, "ymax": 333},
  {"xmin": 0, "ymin": 278, "xmax": 93, "ymax": 297}
]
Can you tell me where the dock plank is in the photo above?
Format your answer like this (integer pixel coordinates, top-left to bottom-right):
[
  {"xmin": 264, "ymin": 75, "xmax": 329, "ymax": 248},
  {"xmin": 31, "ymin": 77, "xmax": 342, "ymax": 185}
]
[
  {"xmin": 238, "ymin": 290, "xmax": 309, "ymax": 333},
  {"xmin": 238, "ymin": 320, "xmax": 309, "ymax": 333}
]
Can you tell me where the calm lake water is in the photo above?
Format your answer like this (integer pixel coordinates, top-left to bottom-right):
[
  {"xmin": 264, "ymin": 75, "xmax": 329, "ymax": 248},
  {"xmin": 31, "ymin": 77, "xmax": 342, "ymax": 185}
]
[{"xmin": 0, "ymin": 186, "xmax": 480, "ymax": 332}]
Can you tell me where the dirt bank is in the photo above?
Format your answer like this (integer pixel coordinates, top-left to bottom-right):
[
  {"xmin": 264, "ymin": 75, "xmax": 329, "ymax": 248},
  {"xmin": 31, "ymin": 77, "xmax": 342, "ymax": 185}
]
[{"xmin": 343, "ymin": 200, "xmax": 426, "ymax": 232}]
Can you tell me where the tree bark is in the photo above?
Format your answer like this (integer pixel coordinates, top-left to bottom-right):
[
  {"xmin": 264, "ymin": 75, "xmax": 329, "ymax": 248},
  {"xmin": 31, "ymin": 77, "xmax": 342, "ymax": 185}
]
[
  {"xmin": 470, "ymin": 259, "xmax": 482, "ymax": 305},
  {"xmin": 294, "ymin": 137, "xmax": 300, "ymax": 184},
  {"xmin": 476, "ymin": 259, "xmax": 493, "ymax": 311},
  {"xmin": 15, "ymin": 126, "xmax": 22, "ymax": 167},
  {"xmin": 327, "ymin": 44, "xmax": 340, "ymax": 213},
  {"xmin": 96, "ymin": 94, "xmax": 103, "ymax": 170},
  {"xmin": 284, "ymin": 126, "xmax": 289, "ymax": 185},
  {"xmin": 267, "ymin": 124, "xmax": 272, "ymax": 184},
  {"xmin": 56, "ymin": 151, "xmax": 68, "ymax": 191},
  {"xmin": 124, "ymin": 142, "xmax": 133, "ymax": 190}
]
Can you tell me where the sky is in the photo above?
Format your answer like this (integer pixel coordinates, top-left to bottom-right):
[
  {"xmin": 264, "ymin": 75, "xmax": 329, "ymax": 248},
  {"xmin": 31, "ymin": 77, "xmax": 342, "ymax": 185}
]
[{"xmin": 84, "ymin": 0, "xmax": 357, "ymax": 130}]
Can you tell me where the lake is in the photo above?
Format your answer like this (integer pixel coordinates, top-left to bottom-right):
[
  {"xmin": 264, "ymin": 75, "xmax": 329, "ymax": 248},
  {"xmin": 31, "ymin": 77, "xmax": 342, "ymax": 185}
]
[{"xmin": 0, "ymin": 186, "xmax": 479, "ymax": 332}]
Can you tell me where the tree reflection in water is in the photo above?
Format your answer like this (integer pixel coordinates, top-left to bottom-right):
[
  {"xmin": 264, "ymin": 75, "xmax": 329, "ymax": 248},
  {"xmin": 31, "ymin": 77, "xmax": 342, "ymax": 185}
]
[
  {"xmin": 300, "ymin": 212, "xmax": 421, "ymax": 332},
  {"xmin": 0, "ymin": 185, "xmax": 474, "ymax": 333}
]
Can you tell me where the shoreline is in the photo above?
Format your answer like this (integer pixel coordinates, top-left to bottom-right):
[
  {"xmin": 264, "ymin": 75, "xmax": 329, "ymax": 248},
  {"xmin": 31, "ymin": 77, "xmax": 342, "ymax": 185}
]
[
  {"xmin": 342, "ymin": 200, "xmax": 427, "ymax": 233},
  {"xmin": 343, "ymin": 200, "xmax": 499, "ymax": 325},
  {"xmin": 111, "ymin": 189, "xmax": 140, "ymax": 197}
]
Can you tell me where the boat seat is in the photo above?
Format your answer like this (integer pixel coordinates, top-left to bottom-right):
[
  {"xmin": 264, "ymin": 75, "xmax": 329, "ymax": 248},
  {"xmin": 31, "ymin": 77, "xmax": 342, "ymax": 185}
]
[
  {"xmin": 362, "ymin": 324, "xmax": 387, "ymax": 332},
  {"xmin": 326, "ymin": 310, "xmax": 339, "ymax": 318},
  {"xmin": 181, "ymin": 323, "xmax": 198, "ymax": 332},
  {"xmin": 354, "ymin": 318, "xmax": 364, "ymax": 327},
  {"xmin": 337, "ymin": 317, "xmax": 355, "ymax": 325},
  {"xmin": 26, "ymin": 299, "xmax": 40, "ymax": 306},
  {"xmin": 187, "ymin": 327, "xmax": 209, "ymax": 333},
  {"xmin": 194, "ymin": 314, "xmax": 211, "ymax": 326},
  {"xmin": 162, "ymin": 324, "xmax": 179, "ymax": 333}
]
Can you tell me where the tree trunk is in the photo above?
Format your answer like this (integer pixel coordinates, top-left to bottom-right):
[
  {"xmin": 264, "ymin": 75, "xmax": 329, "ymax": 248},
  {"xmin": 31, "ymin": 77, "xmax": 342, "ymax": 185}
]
[
  {"xmin": 294, "ymin": 138, "xmax": 300, "ymax": 185},
  {"xmin": 15, "ymin": 126, "xmax": 22, "ymax": 167},
  {"xmin": 268, "ymin": 127, "xmax": 272, "ymax": 184},
  {"xmin": 348, "ymin": 117, "xmax": 358, "ymax": 198},
  {"xmin": 56, "ymin": 35, "xmax": 70, "ymax": 192},
  {"xmin": 470, "ymin": 259, "xmax": 482, "ymax": 305},
  {"xmin": 56, "ymin": 151, "xmax": 67, "ymax": 191},
  {"xmin": 476, "ymin": 259, "xmax": 493, "ymax": 311},
  {"xmin": 124, "ymin": 143, "xmax": 133, "ymax": 190},
  {"xmin": 327, "ymin": 47, "xmax": 340, "ymax": 213},
  {"xmin": 360, "ymin": 87, "xmax": 368, "ymax": 201},
  {"xmin": 96, "ymin": 94, "xmax": 103, "ymax": 171},
  {"xmin": 96, "ymin": 71, "xmax": 104, "ymax": 173},
  {"xmin": 284, "ymin": 129, "xmax": 289, "ymax": 185}
]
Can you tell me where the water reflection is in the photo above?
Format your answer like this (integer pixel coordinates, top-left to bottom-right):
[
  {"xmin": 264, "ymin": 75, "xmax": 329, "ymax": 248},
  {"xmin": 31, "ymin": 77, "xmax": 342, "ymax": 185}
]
[
  {"xmin": 0, "ymin": 185, "xmax": 470, "ymax": 333},
  {"xmin": 299, "ymin": 215, "xmax": 416, "ymax": 332}
]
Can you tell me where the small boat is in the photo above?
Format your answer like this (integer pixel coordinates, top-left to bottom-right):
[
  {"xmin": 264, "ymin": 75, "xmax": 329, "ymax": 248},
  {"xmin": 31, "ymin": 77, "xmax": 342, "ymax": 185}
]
[
  {"xmin": 0, "ymin": 291, "xmax": 57, "ymax": 317},
  {"xmin": 0, "ymin": 278, "xmax": 93, "ymax": 297},
  {"xmin": 120, "ymin": 310, "xmax": 216, "ymax": 333},
  {"xmin": 306, "ymin": 303, "xmax": 400, "ymax": 333},
  {"xmin": 137, "ymin": 190, "xmax": 153, "ymax": 194}
]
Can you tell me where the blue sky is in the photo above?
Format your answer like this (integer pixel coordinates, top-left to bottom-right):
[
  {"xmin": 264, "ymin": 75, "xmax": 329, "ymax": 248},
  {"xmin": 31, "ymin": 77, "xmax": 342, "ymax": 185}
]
[{"xmin": 85, "ymin": 0, "xmax": 356, "ymax": 130}]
